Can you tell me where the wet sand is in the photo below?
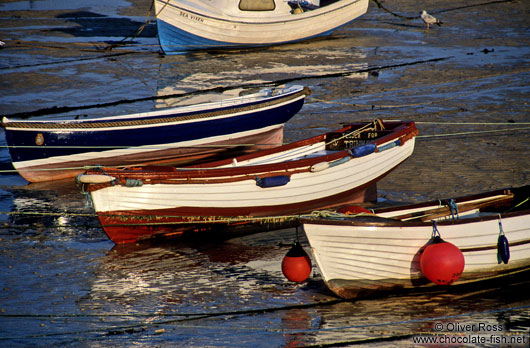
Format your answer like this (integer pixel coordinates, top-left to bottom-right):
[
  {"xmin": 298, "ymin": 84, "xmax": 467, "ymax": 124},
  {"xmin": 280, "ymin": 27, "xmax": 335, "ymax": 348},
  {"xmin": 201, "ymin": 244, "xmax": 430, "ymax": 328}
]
[
  {"xmin": 0, "ymin": 0, "xmax": 529, "ymax": 347},
  {"xmin": 1, "ymin": 0, "xmax": 528, "ymax": 199}
]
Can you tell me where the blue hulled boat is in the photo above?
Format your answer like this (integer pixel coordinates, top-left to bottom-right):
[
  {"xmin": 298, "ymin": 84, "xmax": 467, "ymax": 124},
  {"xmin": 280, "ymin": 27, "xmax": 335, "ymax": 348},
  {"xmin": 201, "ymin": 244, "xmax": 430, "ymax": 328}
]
[{"xmin": 1, "ymin": 85, "xmax": 310, "ymax": 182}]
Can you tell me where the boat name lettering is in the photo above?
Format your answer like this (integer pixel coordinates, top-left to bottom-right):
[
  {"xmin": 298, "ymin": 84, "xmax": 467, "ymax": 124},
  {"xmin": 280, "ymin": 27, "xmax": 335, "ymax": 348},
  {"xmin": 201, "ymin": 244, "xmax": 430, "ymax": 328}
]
[
  {"xmin": 180, "ymin": 11, "xmax": 204, "ymax": 23},
  {"xmin": 344, "ymin": 140, "xmax": 361, "ymax": 148},
  {"xmin": 347, "ymin": 132, "xmax": 378, "ymax": 139}
]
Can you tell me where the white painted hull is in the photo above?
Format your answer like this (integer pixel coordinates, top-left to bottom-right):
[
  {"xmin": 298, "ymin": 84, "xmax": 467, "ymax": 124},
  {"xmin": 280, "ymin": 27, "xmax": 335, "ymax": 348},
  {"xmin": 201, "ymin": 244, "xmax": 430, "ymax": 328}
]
[
  {"xmin": 90, "ymin": 138, "xmax": 414, "ymax": 213},
  {"xmin": 302, "ymin": 188, "xmax": 530, "ymax": 298},
  {"xmin": 79, "ymin": 120, "xmax": 418, "ymax": 243},
  {"xmin": 154, "ymin": 0, "xmax": 369, "ymax": 52}
]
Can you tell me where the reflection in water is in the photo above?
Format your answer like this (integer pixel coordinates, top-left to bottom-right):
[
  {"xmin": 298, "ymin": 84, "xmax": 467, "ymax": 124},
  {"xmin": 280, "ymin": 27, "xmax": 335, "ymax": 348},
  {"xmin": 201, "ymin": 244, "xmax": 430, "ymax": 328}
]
[
  {"xmin": 155, "ymin": 48, "xmax": 368, "ymax": 109},
  {"xmin": 4, "ymin": 179, "xmax": 103, "ymax": 242},
  {"xmin": 84, "ymin": 234, "xmax": 299, "ymax": 313},
  {"xmin": 76, "ymin": 238, "xmax": 530, "ymax": 347},
  {"xmin": 2, "ymin": 0, "xmax": 530, "ymax": 345},
  {"xmin": 2, "ymin": 180, "xmax": 529, "ymax": 347},
  {"xmin": 307, "ymin": 273, "xmax": 530, "ymax": 347}
]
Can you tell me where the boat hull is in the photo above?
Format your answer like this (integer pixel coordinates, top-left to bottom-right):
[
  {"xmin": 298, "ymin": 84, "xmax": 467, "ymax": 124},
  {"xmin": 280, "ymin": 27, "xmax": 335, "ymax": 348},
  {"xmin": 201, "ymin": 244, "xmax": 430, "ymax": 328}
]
[
  {"xmin": 81, "ymin": 120, "xmax": 418, "ymax": 244},
  {"xmin": 7, "ymin": 126, "xmax": 284, "ymax": 182},
  {"xmin": 96, "ymin": 181, "xmax": 379, "ymax": 244},
  {"xmin": 2, "ymin": 86, "xmax": 309, "ymax": 182},
  {"xmin": 302, "ymin": 188, "xmax": 530, "ymax": 298},
  {"xmin": 155, "ymin": 0, "xmax": 369, "ymax": 53}
]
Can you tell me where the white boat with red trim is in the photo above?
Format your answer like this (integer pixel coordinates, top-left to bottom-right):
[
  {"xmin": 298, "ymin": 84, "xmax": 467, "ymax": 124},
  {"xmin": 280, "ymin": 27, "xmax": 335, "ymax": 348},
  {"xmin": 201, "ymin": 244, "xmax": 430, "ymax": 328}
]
[{"xmin": 78, "ymin": 120, "xmax": 418, "ymax": 244}]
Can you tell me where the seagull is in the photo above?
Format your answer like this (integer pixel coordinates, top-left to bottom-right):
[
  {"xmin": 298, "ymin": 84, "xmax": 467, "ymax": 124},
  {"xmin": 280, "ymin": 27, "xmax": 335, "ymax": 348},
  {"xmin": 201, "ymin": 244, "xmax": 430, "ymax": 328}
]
[{"xmin": 421, "ymin": 10, "xmax": 442, "ymax": 30}]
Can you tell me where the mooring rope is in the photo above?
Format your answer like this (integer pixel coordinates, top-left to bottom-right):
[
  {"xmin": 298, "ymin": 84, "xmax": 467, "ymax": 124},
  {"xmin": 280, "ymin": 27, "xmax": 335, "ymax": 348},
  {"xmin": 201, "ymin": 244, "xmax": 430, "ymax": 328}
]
[
  {"xmin": 309, "ymin": 91, "xmax": 475, "ymax": 109},
  {"xmin": 104, "ymin": 1, "xmax": 156, "ymax": 51},
  {"xmin": 370, "ymin": 0, "xmax": 418, "ymax": 20},
  {"xmin": 415, "ymin": 126, "xmax": 530, "ymax": 139},
  {"xmin": 0, "ymin": 123, "xmax": 528, "ymax": 175},
  {"xmin": 415, "ymin": 122, "xmax": 530, "ymax": 125},
  {"xmin": 2, "ymin": 56, "xmax": 452, "ymax": 119},
  {"xmin": 370, "ymin": 0, "xmax": 516, "ymax": 20},
  {"xmin": 0, "ymin": 143, "xmax": 279, "ymax": 150},
  {"xmin": 0, "ymin": 210, "xmax": 302, "ymax": 225},
  {"xmin": 148, "ymin": 303, "xmax": 530, "ymax": 335},
  {"xmin": 1, "ymin": 300, "xmax": 527, "ymax": 342},
  {"xmin": 1, "ymin": 123, "xmax": 528, "ymax": 151},
  {"xmin": 304, "ymin": 71, "xmax": 529, "ymax": 110}
]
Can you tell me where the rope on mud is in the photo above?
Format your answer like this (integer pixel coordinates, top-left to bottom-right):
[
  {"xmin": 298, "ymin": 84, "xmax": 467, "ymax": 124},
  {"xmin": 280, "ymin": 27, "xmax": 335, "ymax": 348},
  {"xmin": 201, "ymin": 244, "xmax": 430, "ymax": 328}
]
[
  {"xmin": 0, "ymin": 298, "xmax": 344, "ymax": 320},
  {"xmin": 104, "ymin": 1, "xmax": 156, "ymax": 51},
  {"xmin": 370, "ymin": 0, "xmax": 417, "ymax": 19},
  {"xmin": 0, "ymin": 210, "xmax": 301, "ymax": 226},
  {"xmin": 305, "ymin": 69, "xmax": 530, "ymax": 110},
  {"xmin": 1, "ymin": 301, "xmax": 528, "ymax": 342},
  {"xmin": 0, "ymin": 143, "xmax": 279, "ymax": 150},
  {"xmin": 2, "ymin": 121, "xmax": 529, "ymax": 151},
  {"xmin": 0, "ymin": 124, "xmax": 528, "ymax": 175},
  {"xmin": 309, "ymin": 91, "xmax": 475, "ymax": 109},
  {"xmin": 2, "ymin": 56, "xmax": 452, "ymax": 119},
  {"xmin": 415, "ymin": 122, "xmax": 530, "ymax": 125},
  {"xmin": 0, "ymin": 211, "xmax": 96, "ymax": 218},
  {"xmin": 0, "ymin": 51, "xmax": 138, "ymax": 71},
  {"xmin": 433, "ymin": 0, "xmax": 517, "ymax": 15},
  {"xmin": 370, "ymin": 0, "xmax": 516, "ymax": 20},
  {"xmin": 415, "ymin": 126, "xmax": 530, "ymax": 139},
  {"xmin": 0, "ymin": 299, "xmax": 343, "ymax": 340}
]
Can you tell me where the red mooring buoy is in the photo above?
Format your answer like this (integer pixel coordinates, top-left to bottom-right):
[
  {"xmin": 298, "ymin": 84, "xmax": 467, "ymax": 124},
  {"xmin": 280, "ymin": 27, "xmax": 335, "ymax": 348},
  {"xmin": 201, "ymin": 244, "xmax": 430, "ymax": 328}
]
[
  {"xmin": 337, "ymin": 205, "xmax": 372, "ymax": 215},
  {"xmin": 420, "ymin": 236, "xmax": 465, "ymax": 285},
  {"xmin": 282, "ymin": 242, "xmax": 312, "ymax": 282}
]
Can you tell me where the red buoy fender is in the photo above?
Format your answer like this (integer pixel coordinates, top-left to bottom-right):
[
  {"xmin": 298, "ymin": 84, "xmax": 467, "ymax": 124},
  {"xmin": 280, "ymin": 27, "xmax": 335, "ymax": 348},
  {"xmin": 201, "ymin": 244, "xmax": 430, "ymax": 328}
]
[
  {"xmin": 337, "ymin": 205, "xmax": 372, "ymax": 215},
  {"xmin": 420, "ymin": 236, "xmax": 465, "ymax": 285},
  {"xmin": 282, "ymin": 242, "xmax": 312, "ymax": 282}
]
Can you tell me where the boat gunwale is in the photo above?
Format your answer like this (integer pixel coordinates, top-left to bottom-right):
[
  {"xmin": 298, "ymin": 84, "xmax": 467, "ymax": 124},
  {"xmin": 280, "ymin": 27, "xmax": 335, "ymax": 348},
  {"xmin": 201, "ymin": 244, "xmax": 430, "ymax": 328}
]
[
  {"xmin": 1, "ymin": 86, "xmax": 310, "ymax": 130},
  {"xmin": 192, "ymin": 120, "xmax": 417, "ymax": 168},
  {"xmin": 300, "ymin": 188, "xmax": 530, "ymax": 227},
  {"xmin": 301, "ymin": 209, "xmax": 530, "ymax": 227},
  {"xmin": 158, "ymin": 0, "xmax": 367, "ymax": 26},
  {"xmin": 81, "ymin": 121, "xmax": 417, "ymax": 185}
]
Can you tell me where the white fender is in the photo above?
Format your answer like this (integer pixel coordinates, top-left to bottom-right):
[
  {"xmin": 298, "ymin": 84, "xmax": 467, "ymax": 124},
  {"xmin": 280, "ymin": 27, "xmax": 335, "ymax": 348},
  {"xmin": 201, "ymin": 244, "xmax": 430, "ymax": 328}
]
[{"xmin": 310, "ymin": 162, "xmax": 330, "ymax": 172}]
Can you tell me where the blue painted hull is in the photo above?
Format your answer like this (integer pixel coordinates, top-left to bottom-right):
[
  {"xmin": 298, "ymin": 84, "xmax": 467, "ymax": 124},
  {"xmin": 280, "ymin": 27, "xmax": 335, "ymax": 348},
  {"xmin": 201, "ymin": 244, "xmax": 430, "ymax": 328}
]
[
  {"xmin": 156, "ymin": 18, "xmax": 336, "ymax": 53},
  {"xmin": 153, "ymin": 0, "xmax": 369, "ymax": 54},
  {"xmin": 2, "ymin": 86, "xmax": 310, "ymax": 182}
]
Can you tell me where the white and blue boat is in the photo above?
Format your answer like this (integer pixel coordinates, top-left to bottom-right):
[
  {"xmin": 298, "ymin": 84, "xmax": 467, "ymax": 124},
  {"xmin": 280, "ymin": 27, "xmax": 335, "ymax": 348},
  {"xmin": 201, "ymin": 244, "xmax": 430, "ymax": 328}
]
[
  {"xmin": 1, "ymin": 85, "xmax": 310, "ymax": 182},
  {"xmin": 154, "ymin": 0, "xmax": 369, "ymax": 53}
]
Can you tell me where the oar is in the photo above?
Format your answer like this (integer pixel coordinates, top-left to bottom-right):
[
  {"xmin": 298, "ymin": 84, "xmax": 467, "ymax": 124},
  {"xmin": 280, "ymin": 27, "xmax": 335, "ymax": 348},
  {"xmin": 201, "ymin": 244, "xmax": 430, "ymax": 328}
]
[{"xmin": 393, "ymin": 194, "xmax": 514, "ymax": 222}]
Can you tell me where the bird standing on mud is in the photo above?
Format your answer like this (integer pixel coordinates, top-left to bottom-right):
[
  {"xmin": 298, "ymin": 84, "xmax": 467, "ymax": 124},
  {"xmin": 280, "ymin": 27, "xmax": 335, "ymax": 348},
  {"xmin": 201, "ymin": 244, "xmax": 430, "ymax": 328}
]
[{"xmin": 421, "ymin": 10, "xmax": 443, "ymax": 30}]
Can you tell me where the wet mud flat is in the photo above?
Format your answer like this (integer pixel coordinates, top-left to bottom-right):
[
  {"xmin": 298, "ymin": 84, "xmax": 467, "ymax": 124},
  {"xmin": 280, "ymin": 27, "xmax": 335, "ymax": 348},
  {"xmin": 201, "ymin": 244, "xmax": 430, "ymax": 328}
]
[{"xmin": 1, "ymin": 0, "xmax": 529, "ymax": 347}]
